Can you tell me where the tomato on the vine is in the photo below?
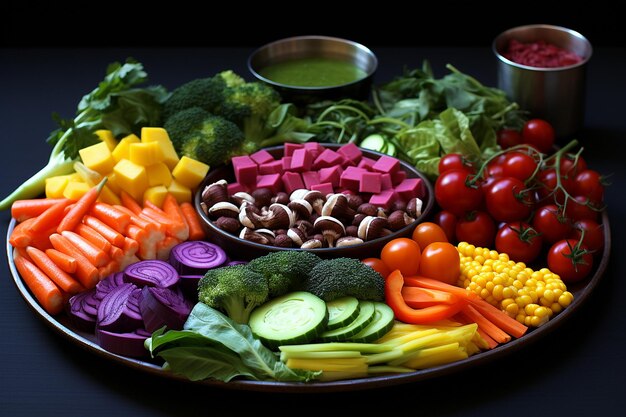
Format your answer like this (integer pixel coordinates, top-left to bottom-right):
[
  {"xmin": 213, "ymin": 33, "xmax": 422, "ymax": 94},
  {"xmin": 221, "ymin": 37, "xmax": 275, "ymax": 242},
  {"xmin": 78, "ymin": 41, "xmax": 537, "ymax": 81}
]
[
  {"xmin": 495, "ymin": 221, "xmax": 543, "ymax": 264},
  {"xmin": 531, "ymin": 204, "xmax": 572, "ymax": 244},
  {"xmin": 536, "ymin": 168, "xmax": 574, "ymax": 205},
  {"xmin": 565, "ymin": 195, "xmax": 600, "ymax": 222},
  {"xmin": 573, "ymin": 169, "xmax": 605, "ymax": 204},
  {"xmin": 438, "ymin": 154, "xmax": 475, "ymax": 175},
  {"xmin": 361, "ymin": 257, "xmax": 391, "ymax": 279},
  {"xmin": 522, "ymin": 119, "xmax": 555, "ymax": 154},
  {"xmin": 485, "ymin": 177, "xmax": 533, "ymax": 222},
  {"xmin": 569, "ymin": 219, "xmax": 604, "ymax": 253},
  {"xmin": 502, "ymin": 151, "xmax": 538, "ymax": 182},
  {"xmin": 412, "ymin": 221, "xmax": 448, "ymax": 251},
  {"xmin": 434, "ymin": 169, "xmax": 483, "ymax": 217},
  {"xmin": 418, "ymin": 242, "xmax": 460, "ymax": 285},
  {"xmin": 455, "ymin": 211, "xmax": 496, "ymax": 248},
  {"xmin": 381, "ymin": 238, "xmax": 421, "ymax": 276},
  {"xmin": 432, "ymin": 210, "xmax": 458, "ymax": 243},
  {"xmin": 547, "ymin": 239, "xmax": 593, "ymax": 283},
  {"xmin": 559, "ymin": 153, "xmax": 587, "ymax": 178},
  {"xmin": 497, "ymin": 129, "xmax": 523, "ymax": 149}
]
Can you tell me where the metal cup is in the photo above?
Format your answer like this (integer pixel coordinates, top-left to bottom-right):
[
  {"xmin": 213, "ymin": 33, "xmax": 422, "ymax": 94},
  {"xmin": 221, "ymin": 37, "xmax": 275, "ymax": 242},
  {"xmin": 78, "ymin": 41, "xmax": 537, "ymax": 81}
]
[{"xmin": 493, "ymin": 24, "xmax": 593, "ymax": 138}]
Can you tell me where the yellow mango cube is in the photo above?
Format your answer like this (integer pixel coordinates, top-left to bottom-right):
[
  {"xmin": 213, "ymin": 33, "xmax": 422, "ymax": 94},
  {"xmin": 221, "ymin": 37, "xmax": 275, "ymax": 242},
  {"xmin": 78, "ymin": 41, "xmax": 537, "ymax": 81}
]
[
  {"xmin": 105, "ymin": 172, "xmax": 121, "ymax": 194},
  {"xmin": 63, "ymin": 181, "xmax": 90, "ymax": 200},
  {"xmin": 141, "ymin": 127, "xmax": 180, "ymax": 170},
  {"xmin": 79, "ymin": 141, "xmax": 115, "ymax": 175},
  {"xmin": 45, "ymin": 175, "xmax": 70, "ymax": 198},
  {"xmin": 67, "ymin": 173, "xmax": 83, "ymax": 182},
  {"xmin": 143, "ymin": 185, "xmax": 168, "ymax": 207},
  {"xmin": 145, "ymin": 162, "xmax": 173, "ymax": 187},
  {"xmin": 167, "ymin": 179, "xmax": 192, "ymax": 204},
  {"xmin": 113, "ymin": 159, "xmax": 148, "ymax": 201},
  {"xmin": 112, "ymin": 134, "xmax": 140, "ymax": 162},
  {"xmin": 172, "ymin": 156, "xmax": 210, "ymax": 189},
  {"xmin": 98, "ymin": 185, "xmax": 122, "ymax": 206},
  {"xmin": 95, "ymin": 129, "xmax": 118, "ymax": 151},
  {"xmin": 129, "ymin": 141, "xmax": 165, "ymax": 166}
]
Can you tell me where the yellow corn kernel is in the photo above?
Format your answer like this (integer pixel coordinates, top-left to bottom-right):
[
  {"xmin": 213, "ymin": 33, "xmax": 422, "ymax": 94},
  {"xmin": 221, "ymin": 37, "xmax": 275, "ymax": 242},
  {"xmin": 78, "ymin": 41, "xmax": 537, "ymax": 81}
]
[
  {"xmin": 112, "ymin": 134, "xmax": 141, "ymax": 162},
  {"xmin": 95, "ymin": 129, "xmax": 118, "ymax": 151},
  {"xmin": 112, "ymin": 159, "xmax": 148, "ymax": 202},
  {"xmin": 79, "ymin": 141, "xmax": 115, "ymax": 175},
  {"xmin": 171, "ymin": 156, "xmax": 210, "ymax": 190},
  {"xmin": 141, "ymin": 127, "xmax": 179, "ymax": 170},
  {"xmin": 63, "ymin": 181, "xmax": 90, "ymax": 200},
  {"xmin": 145, "ymin": 162, "xmax": 173, "ymax": 187},
  {"xmin": 129, "ymin": 141, "xmax": 165, "ymax": 166}
]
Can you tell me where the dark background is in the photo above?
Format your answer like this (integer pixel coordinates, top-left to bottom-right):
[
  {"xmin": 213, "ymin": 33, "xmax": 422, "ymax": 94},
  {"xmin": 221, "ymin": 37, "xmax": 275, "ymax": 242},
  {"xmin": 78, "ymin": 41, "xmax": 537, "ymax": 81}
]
[{"xmin": 2, "ymin": 2, "xmax": 624, "ymax": 48}]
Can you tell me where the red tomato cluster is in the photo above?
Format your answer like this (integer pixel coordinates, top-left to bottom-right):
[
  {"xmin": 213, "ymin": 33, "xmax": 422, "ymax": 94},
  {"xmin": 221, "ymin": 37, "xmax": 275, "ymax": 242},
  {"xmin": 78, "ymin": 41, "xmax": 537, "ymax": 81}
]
[{"xmin": 433, "ymin": 119, "xmax": 606, "ymax": 283}]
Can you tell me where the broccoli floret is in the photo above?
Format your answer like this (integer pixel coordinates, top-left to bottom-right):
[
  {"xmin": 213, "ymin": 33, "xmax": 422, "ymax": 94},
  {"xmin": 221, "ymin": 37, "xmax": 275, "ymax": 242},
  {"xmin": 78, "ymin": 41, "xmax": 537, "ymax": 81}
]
[
  {"xmin": 303, "ymin": 258, "xmax": 385, "ymax": 302},
  {"xmin": 215, "ymin": 70, "xmax": 246, "ymax": 88},
  {"xmin": 247, "ymin": 251, "xmax": 322, "ymax": 297},
  {"xmin": 162, "ymin": 77, "xmax": 226, "ymax": 121},
  {"xmin": 198, "ymin": 264, "xmax": 269, "ymax": 324},
  {"xmin": 163, "ymin": 107, "xmax": 245, "ymax": 167},
  {"xmin": 216, "ymin": 82, "xmax": 281, "ymax": 144}
]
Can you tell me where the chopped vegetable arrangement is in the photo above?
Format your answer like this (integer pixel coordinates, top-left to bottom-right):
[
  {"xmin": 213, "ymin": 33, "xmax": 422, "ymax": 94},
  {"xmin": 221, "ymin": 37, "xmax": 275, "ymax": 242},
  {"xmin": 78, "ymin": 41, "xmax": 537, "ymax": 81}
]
[{"xmin": 4, "ymin": 57, "xmax": 609, "ymax": 385}]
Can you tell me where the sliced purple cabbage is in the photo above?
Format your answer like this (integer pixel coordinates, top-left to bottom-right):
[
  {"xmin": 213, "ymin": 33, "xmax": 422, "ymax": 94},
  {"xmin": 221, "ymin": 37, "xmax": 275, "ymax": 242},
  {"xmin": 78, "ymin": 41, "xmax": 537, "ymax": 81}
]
[
  {"xmin": 168, "ymin": 241, "xmax": 227, "ymax": 275},
  {"xmin": 178, "ymin": 275, "xmax": 203, "ymax": 302},
  {"xmin": 139, "ymin": 286, "xmax": 192, "ymax": 332},
  {"xmin": 95, "ymin": 328, "xmax": 150, "ymax": 358},
  {"xmin": 96, "ymin": 283, "xmax": 144, "ymax": 333},
  {"xmin": 67, "ymin": 288, "xmax": 99, "ymax": 331},
  {"xmin": 95, "ymin": 272, "xmax": 125, "ymax": 301},
  {"xmin": 123, "ymin": 260, "xmax": 179, "ymax": 288}
]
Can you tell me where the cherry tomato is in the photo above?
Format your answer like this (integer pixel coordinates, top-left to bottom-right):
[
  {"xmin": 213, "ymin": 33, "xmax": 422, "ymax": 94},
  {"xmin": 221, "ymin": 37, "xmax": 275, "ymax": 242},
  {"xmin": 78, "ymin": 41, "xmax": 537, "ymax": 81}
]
[
  {"xmin": 565, "ymin": 195, "xmax": 600, "ymax": 222},
  {"xmin": 531, "ymin": 204, "xmax": 572, "ymax": 244},
  {"xmin": 570, "ymin": 219, "xmax": 604, "ymax": 253},
  {"xmin": 559, "ymin": 153, "xmax": 587, "ymax": 178},
  {"xmin": 522, "ymin": 119, "xmax": 555, "ymax": 154},
  {"xmin": 418, "ymin": 242, "xmax": 460, "ymax": 285},
  {"xmin": 438, "ymin": 154, "xmax": 475, "ymax": 175},
  {"xmin": 497, "ymin": 129, "xmax": 523, "ymax": 149},
  {"xmin": 455, "ymin": 211, "xmax": 496, "ymax": 248},
  {"xmin": 432, "ymin": 210, "xmax": 458, "ymax": 243},
  {"xmin": 502, "ymin": 151, "xmax": 538, "ymax": 182},
  {"xmin": 495, "ymin": 221, "xmax": 543, "ymax": 264},
  {"xmin": 435, "ymin": 169, "xmax": 483, "ymax": 217},
  {"xmin": 536, "ymin": 168, "xmax": 574, "ymax": 205},
  {"xmin": 573, "ymin": 169, "xmax": 605, "ymax": 204},
  {"xmin": 412, "ymin": 221, "xmax": 448, "ymax": 251},
  {"xmin": 381, "ymin": 238, "xmax": 421, "ymax": 276},
  {"xmin": 485, "ymin": 177, "xmax": 533, "ymax": 222},
  {"xmin": 361, "ymin": 257, "xmax": 391, "ymax": 279},
  {"xmin": 547, "ymin": 239, "xmax": 593, "ymax": 283}
]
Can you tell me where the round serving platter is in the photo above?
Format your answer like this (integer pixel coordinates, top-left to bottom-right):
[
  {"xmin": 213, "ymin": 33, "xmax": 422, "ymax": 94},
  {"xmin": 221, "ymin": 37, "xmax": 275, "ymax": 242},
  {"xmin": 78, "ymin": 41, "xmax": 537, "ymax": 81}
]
[{"xmin": 6, "ymin": 211, "xmax": 611, "ymax": 393}]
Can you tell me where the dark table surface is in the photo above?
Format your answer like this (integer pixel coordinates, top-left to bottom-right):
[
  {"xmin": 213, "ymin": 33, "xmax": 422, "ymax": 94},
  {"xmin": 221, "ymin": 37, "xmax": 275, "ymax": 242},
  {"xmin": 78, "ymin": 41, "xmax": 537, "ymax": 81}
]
[{"xmin": 1, "ymin": 47, "xmax": 625, "ymax": 417}]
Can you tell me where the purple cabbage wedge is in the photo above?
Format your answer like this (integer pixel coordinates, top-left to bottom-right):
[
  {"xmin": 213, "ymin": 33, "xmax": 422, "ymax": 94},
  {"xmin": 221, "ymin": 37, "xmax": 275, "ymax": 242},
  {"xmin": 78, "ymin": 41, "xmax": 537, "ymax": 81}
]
[
  {"xmin": 95, "ymin": 272, "xmax": 126, "ymax": 301},
  {"xmin": 123, "ymin": 260, "xmax": 179, "ymax": 288},
  {"xmin": 96, "ymin": 328, "xmax": 151, "ymax": 358},
  {"xmin": 97, "ymin": 283, "xmax": 144, "ymax": 333},
  {"xmin": 67, "ymin": 288, "xmax": 100, "ymax": 331},
  {"xmin": 169, "ymin": 241, "xmax": 227, "ymax": 275},
  {"xmin": 140, "ymin": 286, "xmax": 192, "ymax": 332}
]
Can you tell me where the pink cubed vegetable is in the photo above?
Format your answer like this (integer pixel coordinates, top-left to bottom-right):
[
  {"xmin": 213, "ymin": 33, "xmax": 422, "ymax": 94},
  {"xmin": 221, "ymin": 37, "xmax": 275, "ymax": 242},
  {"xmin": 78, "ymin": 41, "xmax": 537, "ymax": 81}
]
[
  {"xmin": 359, "ymin": 172, "xmax": 382, "ymax": 194},
  {"xmin": 369, "ymin": 190, "xmax": 397, "ymax": 209},
  {"xmin": 313, "ymin": 148, "xmax": 344, "ymax": 169},
  {"xmin": 395, "ymin": 178, "xmax": 426, "ymax": 200},
  {"xmin": 282, "ymin": 156, "xmax": 293, "ymax": 171},
  {"xmin": 290, "ymin": 148, "xmax": 314, "ymax": 172},
  {"xmin": 311, "ymin": 182, "xmax": 334, "ymax": 196},
  {"xmin": 381, "ymin": 173, "xmax": 393, "ymax": 190},
  {"xmin": 339, "ymin": 166, "xmax": 367, "ymax": 191},
  {"xmin": 357, "ymin": 156, "xmax": 377, "ymax": 171},
  {"xmin": 256, "ymin": 174, "xmax": 282, "ymax": 194},
  {"xmin": 318, "ymin": 165, "xmax": 343, "ymax": 187},
  {"xmin": 302, "ymin": 171, "xmax": 320, "ymax": 189},
  {"xmin": 232, "ymin": 156, "xmax": 258, "ymax": 185},
  {"xmin": 284, "ymin": 143, "xmax": 304, "ymax": 157},
  {"xmin": 281, "ymin": 172, "xmax": 305, "ymax": 195},
  {"xmin": 250, "ymin": 149, "xmax": 274, "ymax": 165},
  {"xmin": 337, "ymin": 142, "xmax": 363, "ymax": 163},
  {"xmin": 303, "ymin": 142, "xmax": 324, "ymax": 159},
  {"xmin": 227, "ymin": 182, "xmax": 245, "ymax": 195},
  {"xmin": 259, "ymin": 160, "xmax": 284, "ymax": 175},
  {"xmin": 372, "ymin": 155, "xmax": 400, "ymax": 174},
  {"xmin": 392, "ymin": 169, "xmax": 407, "ymax": 185}
]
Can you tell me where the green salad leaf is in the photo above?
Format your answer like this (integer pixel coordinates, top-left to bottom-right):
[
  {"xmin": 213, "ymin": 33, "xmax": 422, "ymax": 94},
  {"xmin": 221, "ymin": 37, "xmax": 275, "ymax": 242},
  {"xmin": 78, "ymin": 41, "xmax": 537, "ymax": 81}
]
[{"xmin": 146, "ymin": 303, "xmax": 320, "ymax": 383}]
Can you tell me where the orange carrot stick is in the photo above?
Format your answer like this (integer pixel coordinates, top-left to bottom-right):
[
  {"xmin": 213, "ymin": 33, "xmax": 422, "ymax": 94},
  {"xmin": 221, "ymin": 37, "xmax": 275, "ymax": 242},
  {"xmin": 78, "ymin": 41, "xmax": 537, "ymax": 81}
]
[
  {"xmin": 11, "ymin": 198, "xmax": 69, "ymax": 222},
  {"xmin": 49, "ymin": 233, "xmax": 99, "ymax": 289},
  {"xmin": 82, "ymin": 215, "xmax": 125, "ymax": 247},
  {"xmin": 14, "ymin": 252, "xmax": 63, "ymax": 315},
  {"xmin": 162, "ymin": 193, "xmax": 190, "ymax": 240},
  {"xmin": 120, "ymin": 190, "xmax": 143, "ymax": 215},
  {"xmin": 28, "ymin": 199, "xmax": 73, "ymax": 233},
  {"xmin": 57, "ymin": 178, "xmax": 107, "ymax": 234},
  {"xmin": 156, "ymin": 236, "xmax": 180, "ymax": 260},
  {"xmin": 141, "ymin": 206, "xmax": 188, "ymax": 240},
  {"xmin": 90, "ymin": 202, "xmax": 130, "ymax": 234},
  {"xmin": 124, "ymin": 224, "xmax": 156, "ymax": 260},
  {"xmin": 123, "ymin": 237, "xmax": 139, "ymax": 256},
  {"xmin": 9, "ymin": 218, "xmax": 54, "ymax": 250},
  {"xmin": 45, "ymin": 248, "xmax": 77, "ymax": 274},
  {"xmin": 459, "ymin": 304, "xmax": 511, "ymax": 344},
  {"xmin": 60, "ymin": 230, "xmax": 110, "ymax": 267},
  {"xmin": 115, "ymin": 205, "xmax": 165, "ymax": 234},
  {"xmin": 75, "ymin": 223, "xmax": 112, "ymax": 253},
  {"xmin": 25, "ymin": 246, "xmax": 83, "ymax": 294},
  {"xmin": 180, "ymin": 201, "xmax": 206, "ymax": 241}
]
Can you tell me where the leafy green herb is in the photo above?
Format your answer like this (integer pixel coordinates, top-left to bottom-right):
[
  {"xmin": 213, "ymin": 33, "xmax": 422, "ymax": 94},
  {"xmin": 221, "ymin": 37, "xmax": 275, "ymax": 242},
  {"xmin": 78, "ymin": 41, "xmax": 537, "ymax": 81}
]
[
  {"xmin": 0, "ymin": 58, "xmax": 168, "ymax": 211},
  {"xmin": 147, "ymin": 303, "xmax": 320, "ymax": 383}
]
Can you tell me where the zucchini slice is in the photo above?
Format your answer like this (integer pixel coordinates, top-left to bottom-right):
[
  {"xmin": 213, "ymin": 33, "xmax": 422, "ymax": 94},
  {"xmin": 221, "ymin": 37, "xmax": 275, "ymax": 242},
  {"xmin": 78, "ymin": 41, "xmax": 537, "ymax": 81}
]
[
  {"xmin": 349, "ymin": 302, "xmax": 395, "ymax": 343},
  {"xmin": 359, "ymin": 134, "xmax": 387, "ymax": 153},
  {"xmin": 326, "ymin": 296, "xmax": 360, "ymax": 330},
  {"xmin": 319, "ymin": 301, "xmax": 376, "ymax": 342},
  {"xmin": 249, "ymin": 291, "xmax": 328, "ymax": 350}
]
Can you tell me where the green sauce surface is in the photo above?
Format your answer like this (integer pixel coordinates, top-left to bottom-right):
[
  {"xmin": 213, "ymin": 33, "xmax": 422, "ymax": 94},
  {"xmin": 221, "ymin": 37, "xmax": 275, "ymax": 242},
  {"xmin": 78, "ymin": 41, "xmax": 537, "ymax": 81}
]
[{"xmin": 259, "ymin": 58, "xmax": 367, "ymax": 87}]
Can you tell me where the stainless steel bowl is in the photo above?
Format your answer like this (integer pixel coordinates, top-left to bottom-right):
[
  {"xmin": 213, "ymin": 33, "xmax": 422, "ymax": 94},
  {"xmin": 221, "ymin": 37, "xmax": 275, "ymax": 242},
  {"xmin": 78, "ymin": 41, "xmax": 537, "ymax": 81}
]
[
  {"xmin": 248, "ymin": 35, "xmax": 378, "ymax": 104},
  {"xmin": 493, "ymin": 24, "xmax": 593, "ymax": 138}
]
